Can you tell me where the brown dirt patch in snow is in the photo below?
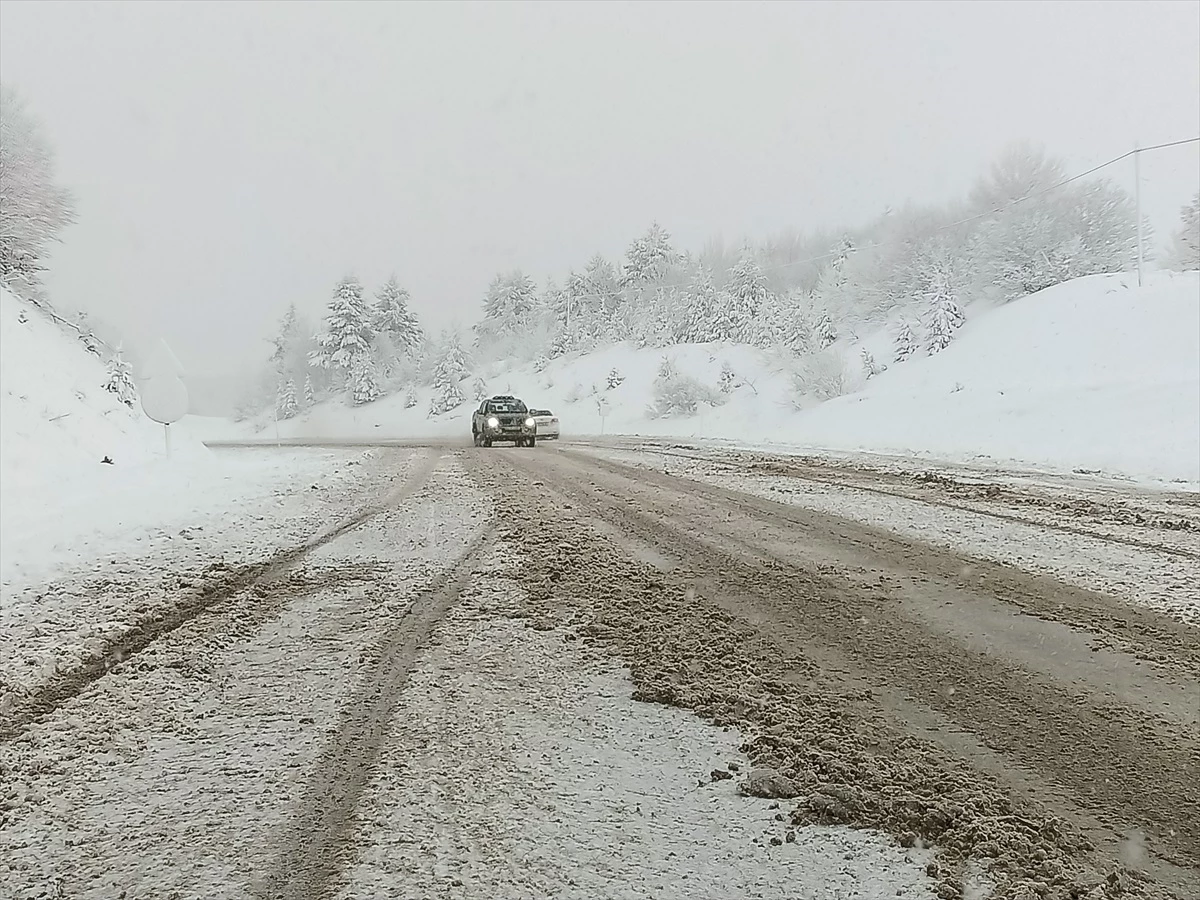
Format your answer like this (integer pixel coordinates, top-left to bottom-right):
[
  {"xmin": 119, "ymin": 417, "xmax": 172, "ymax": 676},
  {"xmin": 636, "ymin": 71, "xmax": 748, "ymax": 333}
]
[{"xmin": 465, "ymin": 448, "xmax": 1199, "ymax": 900}]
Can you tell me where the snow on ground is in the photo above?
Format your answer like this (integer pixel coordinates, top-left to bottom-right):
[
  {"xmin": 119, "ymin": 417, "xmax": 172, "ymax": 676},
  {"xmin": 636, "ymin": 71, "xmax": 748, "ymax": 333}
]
[
  {"xmin": 337, "ymin": 537, "xmax": 937, "ymax": 900},
  {"xmin": 0, "ymin": 453, "xmax": 481, "ymax": 900},
  {"xmin": 0, "ymin": 285, "xmax": 200, "ymax": 490},
  {"xmin": 0, "ymin": 283, "xmax": 322, "ymax": 591},
  {"xmin": 1, "ymin": 453, "xmax": 937, "ymax": 900},
  {"xmin": 0, "ymin": 447, "xmax": 391, "ymax": 697},
  {"xmin": 583, "ymin": 446, "xmax": 1200, "ymax": 626},
  {"xmin": 205, "ymin": 272, "xmax": 1200, "ymax": 488},
  {"xmin": 0, "ymin": 286, "xmax": 391, "ymax": 688},
  {"xmin": 0, "ymin": 446, "xmax": 365, "ymax": 592}
]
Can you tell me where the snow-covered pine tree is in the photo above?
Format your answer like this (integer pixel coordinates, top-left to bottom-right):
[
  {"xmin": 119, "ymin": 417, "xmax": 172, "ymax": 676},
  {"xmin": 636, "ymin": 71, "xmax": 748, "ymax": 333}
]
[
  {"xmin": 533, "ymin": 353, "xmax": 550, "ymax": 373},
  {"xmin": 427, "ymin": 331, "xmax": 470, "ymax": 416},
  {"xmin": 312, "ymin": 277, "xmax": 376, "ymax": 389},
  {"xmin": 268, "ymin": 303, "xmax": 316, "ymax": 400},
  {"xmin": 682, "ymin": 267, "xmax": 734, "ymax": 343},
  {"xmin": 303, "ymin": 373, "xmax": 315, "ymax": 407},
  {"xmin": 814, "ymin": 313, "xmax": 838, "ymax": 350},
  {"xmin": 278, "ymin": 379, "xmax": 299, "ymax": 419},
  {"xmin": 726, "ymin": 250, "xmax": 772, "ymax": 345},
  {"xmin": 103, "ymin": 347, "xmax": 137, "ymax": 407},
  {"xmin": 474, "ymin": 271, "xmax": 540, "ymax": 362},
  {"xmin": 621, "ymin": 222, "xmax": 676, "ymax": 288},
  {"xmin": 1165, "ymin": 191, "xmax": 1200, "ymax": 272},
  {"xmin": 348, "ymin": 355, "xmax": 380, "ymax": 406},
  {"xmin": 925, "ymin": 268, "xmax": 965, "ymax": 354},
  {"xmin": 270, "ymin": 304, "xmax": 299, "ymax": 372},
  {"xmin": 606, "ymin": 367, "xmax": 624, "ymax": 390},
  {"xmin": 894, "ymin": 320, "xmax": 917, "ymax": 362},
  {"xmin": 404, "ymin": 389, "xmax": 417, "ymax": 409},
  {"xmin": 373, "ymin": 276, "xmax": 423, "ymax": 355},
  {"xmin": 860, "ymin": 348, "xmax": 884, "ymax": 379},
  {"xmin": 584, "ymin": 254, "xmax": 624, "ymax": 329},
  {"xmin": 473, "ymin": 377, "xmax": 488, "ymax": 401}
]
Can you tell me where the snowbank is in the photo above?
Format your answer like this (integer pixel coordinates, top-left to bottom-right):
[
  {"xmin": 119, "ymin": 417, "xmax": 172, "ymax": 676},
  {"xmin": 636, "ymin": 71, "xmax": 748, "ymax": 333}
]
[
  {"xmin": 0, "ymin": 285, "xmax": 254, "ymax": 581},
  {"xmin": 0, "ymin": 286, "xmax": 183, "ymax": 486},
  {"xmin": 200, "ymin": 272, "xmax": 1200, "ymax": 487},
  {"xmin": 795, "ymin": 272, "xmax": 1200, "ymax": 486}
]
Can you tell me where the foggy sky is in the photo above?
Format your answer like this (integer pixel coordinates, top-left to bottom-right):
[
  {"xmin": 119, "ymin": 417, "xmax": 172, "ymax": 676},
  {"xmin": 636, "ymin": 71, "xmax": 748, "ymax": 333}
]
[{"xmin": 1, "ymin": 0, "xmax": 1197, "ymax": 376}]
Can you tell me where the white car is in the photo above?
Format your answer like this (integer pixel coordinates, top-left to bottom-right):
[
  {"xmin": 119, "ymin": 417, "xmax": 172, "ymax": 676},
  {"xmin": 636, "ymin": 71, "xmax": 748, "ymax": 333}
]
[{"xmin": 529, "ymin": 408, "xmax": 560, "ymax": 440}]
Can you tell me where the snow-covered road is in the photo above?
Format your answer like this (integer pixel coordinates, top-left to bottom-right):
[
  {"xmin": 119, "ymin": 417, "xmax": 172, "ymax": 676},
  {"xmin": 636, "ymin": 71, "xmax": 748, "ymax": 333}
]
[
  {"xmin": 1, "ymin": 447, "xmax": 939, "ymax": 900},
  {"xmin": 2, "ymin": 442, "xmax": 1196, "ymax": 900}
]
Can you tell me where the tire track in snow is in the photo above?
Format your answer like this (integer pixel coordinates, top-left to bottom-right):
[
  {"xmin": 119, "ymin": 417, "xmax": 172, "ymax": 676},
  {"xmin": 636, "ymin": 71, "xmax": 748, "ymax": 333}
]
[
  {"xmin": 570, "ymin": 447, "xmax": 1200, "ymax": 671},
  {"xmin": 0, "ymin": 450, "xmax": 441, "ymax": 744},
  {"xmin": 482, "ymin": 447, "xmax": 1200, "ymax": 889},
  {"xmin": 255, "ymin": 526, "xmax": 496, "ymax": 900},
  {"xmin": 585, "ymin": 442, "xmax": 1200, "ymax": 561}
]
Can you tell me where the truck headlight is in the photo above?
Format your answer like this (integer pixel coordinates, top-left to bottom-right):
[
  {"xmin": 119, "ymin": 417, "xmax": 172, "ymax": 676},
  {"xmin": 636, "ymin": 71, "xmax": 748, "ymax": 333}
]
[
  {"xmin": 487, "ymin": 417, "xmax": 499, "ymax": 428},
  {"xmin": 525, "ymin": 417, "xmax": 535, "ymax": 428}
]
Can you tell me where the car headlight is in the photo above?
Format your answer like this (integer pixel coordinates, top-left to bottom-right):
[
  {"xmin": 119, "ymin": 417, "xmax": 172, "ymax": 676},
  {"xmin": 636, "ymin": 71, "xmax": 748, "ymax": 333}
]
[
  {"xmin": 487, "ymin": 417, "xmax": 499, "ymax": 428},
  {"xmin": 525, "ymin": 417, "xmax": 535, "ymax": 428}
]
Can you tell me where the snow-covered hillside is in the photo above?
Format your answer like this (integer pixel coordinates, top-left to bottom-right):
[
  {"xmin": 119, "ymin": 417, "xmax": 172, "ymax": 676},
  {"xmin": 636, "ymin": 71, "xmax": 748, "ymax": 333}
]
[
  {"xmin": 212, "ymin": 273, "xmax": 1200, "ymax": 487},
  {"xmin": 0, "ymin": 286, "xmax": 174, "ymax": 489},
  {"xmin": 0, "ymin": 286, "xmax": 369, "ymax": 590}
]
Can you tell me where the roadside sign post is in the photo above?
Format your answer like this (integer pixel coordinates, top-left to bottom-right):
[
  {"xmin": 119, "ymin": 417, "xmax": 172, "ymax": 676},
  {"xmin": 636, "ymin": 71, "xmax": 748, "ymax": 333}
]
[
  {"xmin": 597, "ymin": 397, "xmax": 610, "ymax": 436},
  {"xmin": 140, "ymin": 339, "xmax": 190, "ymax": 458}
]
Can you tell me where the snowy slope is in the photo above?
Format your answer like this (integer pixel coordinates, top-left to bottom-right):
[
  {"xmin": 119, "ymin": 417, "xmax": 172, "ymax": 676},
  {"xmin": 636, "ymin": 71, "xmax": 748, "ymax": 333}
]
[
  {"xmin": 0, "ymin": 286, "xmax": 174, "ymax": 486},
  {"xmin": 202, "ymin": 272, "xmax": 1200, "ymax": 487},
  {"xmin": 1, "ymin": 285, "xmax": 231, "ymax": 583},
  {"xmin": 792, "ymin": 272, "xmax": 1200, "ymax": 485}
]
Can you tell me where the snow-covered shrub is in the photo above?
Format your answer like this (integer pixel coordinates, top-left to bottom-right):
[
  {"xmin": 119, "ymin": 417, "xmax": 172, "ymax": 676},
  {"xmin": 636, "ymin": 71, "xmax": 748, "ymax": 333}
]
[
  {"xmin": 647, "ymin": 359, "xmax": 722, "ymax": 418},
  {"xmin": 791, "ymin": 349, "xmax": 854, "ymax": 406},
  {"xmin": 718, "ymin": 362, "xmax": 737, "ymax": 393},
  {"xmin": 103, "ymin": 349, "xmax": 137, "ymax": 408},
  {"xmin": 473, "ymin": 378, "xmax": 488, "ymax": 401},
  {"xmin": 606, "ymin": 367, "xmax": 625, "ymax": 390},
  {"xmin": 533, "ymin": 353, "xmax": 550, "ymax": 373},
  {"xmin": 565, "ymin": 382, "xmax": 583, "ymax": 404},
  {"xmin": 403, "ymin": 389, "xmax": 417, "ymax": 409},
  {"xmin": 860, "ymin": 348, "xmax": 885, "ymax": 379},
  {"xmin": 428, "ymin": 380, "xmax": 464, "ymax": 416}
]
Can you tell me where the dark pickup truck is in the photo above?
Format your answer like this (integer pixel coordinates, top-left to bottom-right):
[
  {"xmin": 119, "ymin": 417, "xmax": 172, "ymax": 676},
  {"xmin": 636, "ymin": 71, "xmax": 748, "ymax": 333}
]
[{"xmin": 471, "ymin": 395, "xmax": 538, "ymax": 447}]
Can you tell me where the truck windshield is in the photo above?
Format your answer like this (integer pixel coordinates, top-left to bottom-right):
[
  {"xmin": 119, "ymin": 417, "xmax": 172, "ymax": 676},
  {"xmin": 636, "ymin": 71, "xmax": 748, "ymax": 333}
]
[{"xmin": 489, "ymin": 401, "xmax": 527, "ymax": 414}]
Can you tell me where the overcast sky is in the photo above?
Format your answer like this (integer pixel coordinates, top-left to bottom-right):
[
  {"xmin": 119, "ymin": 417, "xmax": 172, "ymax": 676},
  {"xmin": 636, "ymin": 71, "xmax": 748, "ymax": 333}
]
[{"xmin": 2, "ymin": 0, "xmax": 1197, "ymax": 375}]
